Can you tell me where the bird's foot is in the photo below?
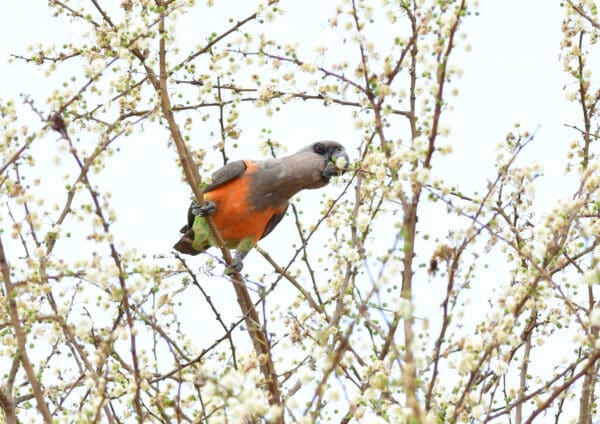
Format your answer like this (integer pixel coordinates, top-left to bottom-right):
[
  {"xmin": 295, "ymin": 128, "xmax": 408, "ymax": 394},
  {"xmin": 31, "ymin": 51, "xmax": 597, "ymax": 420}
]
[
  {"xmin": 224, "ymin": 257, "xmax": 244, "ymax": 275},
  {"xmin": 191, "ymin": 201, "xmax": 217, "ymax": 217}
]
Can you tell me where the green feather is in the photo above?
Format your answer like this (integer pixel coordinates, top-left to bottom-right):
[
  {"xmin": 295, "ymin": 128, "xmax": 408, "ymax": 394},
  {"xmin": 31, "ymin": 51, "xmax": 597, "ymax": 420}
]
[{"xmin": 191, "ymin": 216, "xmax": 240, "ymax": 249}]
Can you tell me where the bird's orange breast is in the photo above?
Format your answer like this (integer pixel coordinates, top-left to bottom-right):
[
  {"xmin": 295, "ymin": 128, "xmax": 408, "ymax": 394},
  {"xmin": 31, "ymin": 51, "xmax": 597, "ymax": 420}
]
[{"xmin": 204, "ymin": 160, "xmax": 284, "ymax": 244}]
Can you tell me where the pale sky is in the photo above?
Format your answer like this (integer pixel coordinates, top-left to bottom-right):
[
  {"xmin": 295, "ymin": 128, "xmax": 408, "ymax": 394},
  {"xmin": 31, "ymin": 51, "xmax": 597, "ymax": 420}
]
[
  {"xmin": 1, "ymin": 1, "xmax": 575, "ymax": 200},
  {"xmin": 0, "ymin": 0, "xmax": 581, "ymax": 365},
  {"xmin": 0, "ymin": 0, "xmax": 580, "ymax": 326},
  {"xmin": 0, "ymin": 1, "xmax": 591, "ymax": 421}
]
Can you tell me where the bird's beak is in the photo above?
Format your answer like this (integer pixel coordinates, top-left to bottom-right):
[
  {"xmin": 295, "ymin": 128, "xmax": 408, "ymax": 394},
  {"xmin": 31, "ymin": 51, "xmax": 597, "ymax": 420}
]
[{"xmin": 322, "ymin": 147, "xmax": 350, "ymax": 181}]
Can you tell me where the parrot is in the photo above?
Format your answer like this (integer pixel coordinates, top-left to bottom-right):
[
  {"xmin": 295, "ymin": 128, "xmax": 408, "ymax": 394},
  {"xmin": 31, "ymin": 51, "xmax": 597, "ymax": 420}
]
[{"xmin": 173, "ymin": 141, "xmax": 349, "ymax": 272}]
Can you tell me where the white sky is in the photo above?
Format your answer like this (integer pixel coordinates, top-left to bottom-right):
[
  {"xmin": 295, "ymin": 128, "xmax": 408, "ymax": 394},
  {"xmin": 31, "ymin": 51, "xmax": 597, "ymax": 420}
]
[
  {"xmin": 0, "ymin": 0, "xmax": 581, "ymax": 372},
  {"xmin": 0, "ymin": 0, "xmax": 577, "ymax": 203},
  {"xmin": 0, "ymin": 0, "xmax": 592, "ymax": 421},
  {"xmin": 0, "ymin": 0, "xmax": 580, "ymax": 339}
]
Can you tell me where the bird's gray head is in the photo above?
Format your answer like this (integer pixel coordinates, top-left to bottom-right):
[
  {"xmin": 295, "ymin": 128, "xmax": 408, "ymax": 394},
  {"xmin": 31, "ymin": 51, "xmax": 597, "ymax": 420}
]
[{"xmin": 293, "ymin": 141, "xmax": 349, "ymax": 189}]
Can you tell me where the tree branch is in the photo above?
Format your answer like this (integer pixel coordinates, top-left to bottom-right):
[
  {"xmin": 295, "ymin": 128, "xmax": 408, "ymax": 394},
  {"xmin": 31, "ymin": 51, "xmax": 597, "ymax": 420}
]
[{"xmin": 0, "ymin": 237, "xmax": 52, "ymax": 422}]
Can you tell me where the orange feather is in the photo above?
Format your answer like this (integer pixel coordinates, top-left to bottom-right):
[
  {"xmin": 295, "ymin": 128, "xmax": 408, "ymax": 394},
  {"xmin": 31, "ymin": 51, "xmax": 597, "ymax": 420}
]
[{"xmin": 204, "ymin": 160, "xmax": 286, "ymax": 244}]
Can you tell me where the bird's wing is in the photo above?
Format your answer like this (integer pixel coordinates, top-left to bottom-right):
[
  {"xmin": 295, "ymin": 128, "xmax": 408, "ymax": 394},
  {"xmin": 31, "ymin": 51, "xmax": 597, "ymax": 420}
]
[
  {"xmin": 204, "ymin": 160, "xmax": 248, "ymax": 192},
  {"xmin": 261, "ymin": 203, "xmax": 288, "ymax": 239}
]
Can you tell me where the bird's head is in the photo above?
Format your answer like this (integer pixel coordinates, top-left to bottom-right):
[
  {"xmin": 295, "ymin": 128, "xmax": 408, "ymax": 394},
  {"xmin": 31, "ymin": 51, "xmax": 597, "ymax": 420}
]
[
  {"xmin": 293, "ymin": 141, "xmax": 349, "ymax": 189},
  {"xmin": 316, "ymin": 141, "xmax": 350, "ymax": 182}
]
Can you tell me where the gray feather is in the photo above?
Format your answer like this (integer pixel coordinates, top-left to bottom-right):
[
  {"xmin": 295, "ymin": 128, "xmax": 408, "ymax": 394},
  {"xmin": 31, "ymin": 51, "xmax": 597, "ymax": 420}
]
[{"xmin": 204, "ymin": 160, "xmax": 247, "ymax": 192}]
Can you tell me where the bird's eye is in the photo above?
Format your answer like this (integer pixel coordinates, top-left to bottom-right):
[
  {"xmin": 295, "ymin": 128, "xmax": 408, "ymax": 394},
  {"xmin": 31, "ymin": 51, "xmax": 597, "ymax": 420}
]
[{"xmin": 313, "ymin": 142, "xmax": 327, "ymax": 155}]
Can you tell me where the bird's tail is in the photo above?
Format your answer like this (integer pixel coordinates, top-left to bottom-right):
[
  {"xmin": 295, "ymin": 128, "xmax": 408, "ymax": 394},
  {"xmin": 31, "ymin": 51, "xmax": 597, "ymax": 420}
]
[{"xmin": 173, "ymin": 229, "xmax": 209, "ymax": 256}]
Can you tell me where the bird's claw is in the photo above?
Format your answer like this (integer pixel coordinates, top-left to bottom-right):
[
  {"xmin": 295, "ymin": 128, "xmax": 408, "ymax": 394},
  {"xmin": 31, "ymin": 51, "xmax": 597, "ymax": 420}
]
[
  {"xmin": 224, "ymin": 258, "xmax": 244, "ymax": 275},
  {"xmin": 191, "ymin": 201, "xmax": 217, "ymax": 217}
]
